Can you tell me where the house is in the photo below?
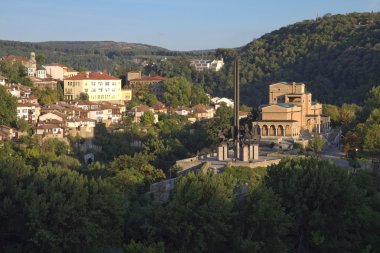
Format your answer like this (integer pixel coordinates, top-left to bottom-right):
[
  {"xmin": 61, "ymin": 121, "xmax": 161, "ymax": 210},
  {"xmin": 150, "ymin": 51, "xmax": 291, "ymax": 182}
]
[
  {"xmin": 153, "ymin": 102, "xmax": 168, "ymax": 114},
  {"xmin": 253, "ymin": 82, "xmax": 331, "ymax": 139},
  {"xmin": 190, "ymin": 58, "xmax": 224, "ymax": 71},
  {"xmin": 44, "ymin": 64, "xmax": 79, "ymax": 81},
  {"xmin": 30, "ymin": 76, "xmax": 58, "ymax": 90},
  {"xmin": 129, "ymin": 104, "xmax": 158, "ymax": 123},
  {"xmin": 192, "ymin": 104, "xmax": 215, "ymax": 120},
  {"xmin": 211, "ymin": 97, "xmax": 234, "ymax": 109},
  {"xmin": 127, "ymin": 71, "xmax": 167, "ymax": 97},
  {"xmin": 64, "ymin": 72, "xmax": 125, "ymax": 103},
  {"xmin": 35, "ymin": 124, "xmax": 68, "ymax": 140},
  {"xmin": 0, "ymin": 125, "xmax": 18, "ymax": 140},
  {"xmin": 1, "ymin": 53, "xmax": 36, "ymax": 76},
  {"xmin": 17, "ymin": 102, "xmax": 41, "ymax": 123},
  {"xmin": 66, "ymin": 117, "xmax": 96, "ymax": 139},
  {"xmin": 7, "ymin": 84, "xmax": 33, "ymax": 99},
  {"xmin": 39, "ymin": 111, "xmax": 68, "ymax": 123},
  {"xmin": 169, "ymin": 106, "xmax": 192, "ymax": 116}
]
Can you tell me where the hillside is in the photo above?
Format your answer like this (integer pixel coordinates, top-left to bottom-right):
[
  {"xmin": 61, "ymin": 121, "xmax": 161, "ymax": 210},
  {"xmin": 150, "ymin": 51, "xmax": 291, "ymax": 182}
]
[
  {"xmin": 237, "ymin": 12, "xmax": 380, "ymax": 106},
  {"xmin": 0, "ymin": 40, "xmax": 198, "ymax": 71}
]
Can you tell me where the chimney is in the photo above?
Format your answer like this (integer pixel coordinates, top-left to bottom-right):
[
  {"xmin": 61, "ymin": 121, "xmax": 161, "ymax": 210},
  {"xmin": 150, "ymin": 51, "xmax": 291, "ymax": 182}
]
[{"xmin": 85, "ymin": 71, "xmax": 90, "ymax": 78}]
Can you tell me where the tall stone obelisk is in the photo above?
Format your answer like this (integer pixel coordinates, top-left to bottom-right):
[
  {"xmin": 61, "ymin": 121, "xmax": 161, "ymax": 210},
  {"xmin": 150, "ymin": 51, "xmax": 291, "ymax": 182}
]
[{"xmin": 233, "ymin": 59, "xmax": 240, "ymax": 160}]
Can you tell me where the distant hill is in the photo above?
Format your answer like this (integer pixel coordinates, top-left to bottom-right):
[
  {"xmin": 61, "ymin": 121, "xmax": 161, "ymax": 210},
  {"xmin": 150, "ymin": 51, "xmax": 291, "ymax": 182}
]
[
  {"xmin": 0, "ymin": 40, "xmax": 199, "ymax": 71},
  {"xmin": 237, "ymin": 12, "xmax": 380, "ymax": 106}
]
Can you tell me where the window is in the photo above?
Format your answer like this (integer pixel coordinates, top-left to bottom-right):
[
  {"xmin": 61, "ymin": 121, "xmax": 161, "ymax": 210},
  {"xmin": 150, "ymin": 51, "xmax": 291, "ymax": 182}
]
[
  {"xmin": 105, "ymin": 82, "xmax": 110, "ymax": 86},
  {"xmin": 98, "ymin": 82, "xmax": 103, "ymax": 86},
  {"xmin": 112, "ymin": 82, "xmax": 116, "ymax": 86},
  {"xmin": 98, "ymin": 88, "xmax": 103, "ymax": 92},
  {"xmin": 91, "ymin": 88, "xmax": 96, "ymax": 92},
  {"xmin": 91, "ymin": 82, "xmax": 96, "ymax": 86}
]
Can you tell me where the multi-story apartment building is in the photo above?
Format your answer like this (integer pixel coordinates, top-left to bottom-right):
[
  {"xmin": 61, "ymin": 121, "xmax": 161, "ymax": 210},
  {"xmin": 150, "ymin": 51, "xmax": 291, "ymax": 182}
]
[{"xmin": 64, "ymin": 71, "xmax": 131, "ymax": 103}]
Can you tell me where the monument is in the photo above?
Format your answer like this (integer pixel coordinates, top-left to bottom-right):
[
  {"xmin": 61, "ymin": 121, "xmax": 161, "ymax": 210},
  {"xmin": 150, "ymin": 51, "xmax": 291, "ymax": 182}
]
[{"xmin": 217, "ymin": 59, "xmax": 260, "ymax": 162}]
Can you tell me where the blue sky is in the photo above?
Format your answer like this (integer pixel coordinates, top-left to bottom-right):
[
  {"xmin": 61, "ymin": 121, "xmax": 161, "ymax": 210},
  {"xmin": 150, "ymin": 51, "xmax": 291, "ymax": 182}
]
[{"xmin": 0, "ymin": 0, "xmax": 379, "ymax": 50}]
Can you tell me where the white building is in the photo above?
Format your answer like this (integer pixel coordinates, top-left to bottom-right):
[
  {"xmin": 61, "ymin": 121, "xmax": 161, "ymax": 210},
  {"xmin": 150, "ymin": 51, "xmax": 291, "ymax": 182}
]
[
  {"xmin": 211, "ymin": 97, "xmax": 234, "ymax": 109},
  {"xmin": 17, "ymin": 102, "xmax": 41, "ymax": 123},
  {"xmin": 190, "ymin": 58, "xmax": 224, "ymax": 71}
]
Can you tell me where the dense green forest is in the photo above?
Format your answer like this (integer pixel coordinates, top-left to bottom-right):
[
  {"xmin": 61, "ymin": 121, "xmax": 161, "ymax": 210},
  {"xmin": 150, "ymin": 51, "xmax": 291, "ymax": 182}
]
[
  {"xmin": 2, "ymin": 13, "xmax": 379, "ymax": 106},
  {"xmin": 1, "ymin": 138, "xmax": 379, "ymax": 252},
  {"xmin": 0, "ymin": 40, "xmax": 208, "ymax": 71},
  {"xmin": 237, "ymin": 12, "xmax": 380, "ymax": 106},
  {"xmin": 142, "ymin": 12, "xmax": 380, "ymax": 106}
]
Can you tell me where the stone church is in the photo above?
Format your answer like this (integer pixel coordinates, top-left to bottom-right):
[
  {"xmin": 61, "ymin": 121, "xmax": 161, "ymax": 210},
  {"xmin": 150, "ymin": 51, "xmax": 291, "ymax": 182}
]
[{"xmin": 253, "ymin": 82, "xmax": 330, "ymax": 139}]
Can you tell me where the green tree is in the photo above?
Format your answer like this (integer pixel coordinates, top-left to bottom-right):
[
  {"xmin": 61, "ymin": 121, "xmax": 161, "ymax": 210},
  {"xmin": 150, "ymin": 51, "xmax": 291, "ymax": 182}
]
[
  {"xmin": 322, "ymin": 104, "xmax": 340, "ymax": 126},
  {"xmin": 237, "ymin": 185, "xmax": 290, "ymax": 253},
  {"xmin": 141, "ymin": 111, "xmax": 155, "ymax": 125},
  {"xmin": 24, "ymin": 165, "xmax": 126, "ymax": 252},
  {"xmin": 0, "ymin": 85, "xmax": 17, "ymax": 126},
  {"xmin": 124, "ymin": 240, "xmax": 165, "ymax": 253},
  {"xmin": 265, "ymin": 158, "xmax": 375, "ymax": 252},
  {"xmin": 16, "ymin": 118, "xmax": 31, "ymax": 133},
  {"xmin": 161, "ymin": 171, "xmax": 236, "ymax": 253},
  {"xmin": 190, "ymin": 85, "xmax": 209, "ymax": 105},
  {"xmin": 79, "ymin": 92, "xmax": 89, "ymax": 101},
  {"xmin": 163, "ymin": 76, "xmax": 191, "ymax": 107},
  {"xmin": 309, "ymin": 135, "xmax": 325, "ymax": 155}
]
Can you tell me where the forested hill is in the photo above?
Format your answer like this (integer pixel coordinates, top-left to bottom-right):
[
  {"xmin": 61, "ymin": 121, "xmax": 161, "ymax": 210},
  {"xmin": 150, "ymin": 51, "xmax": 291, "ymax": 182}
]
[
  {"xmin": 238, "ymin": 12, "xmax": 380, "ymax": 106},
  {"xmin": 0, "ymin": 40, "xmax": 196, "ymax": 71}
]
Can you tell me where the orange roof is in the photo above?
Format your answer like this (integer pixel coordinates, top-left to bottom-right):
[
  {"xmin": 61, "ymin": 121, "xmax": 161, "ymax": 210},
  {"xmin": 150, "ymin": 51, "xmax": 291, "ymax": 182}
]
[
  {"xmin": 18, "ymin": 103, "xmax": 40, "ymax": 107},
  {"xmin": 65, "ymin": 72, "xmax": 120, "ymax": 81},
  {"xmin": 129, "ymin": 76, "xmax": 167, "ymax": 82}
]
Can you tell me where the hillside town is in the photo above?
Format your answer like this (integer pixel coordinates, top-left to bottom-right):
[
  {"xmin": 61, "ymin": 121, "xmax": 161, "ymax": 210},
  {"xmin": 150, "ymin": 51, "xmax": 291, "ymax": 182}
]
[
  {"xmin": 1, "ymin": 7, "xmax": 380, "ymax": 253},
  {"xmin": 0, "ymin": 52, "xmax": 239, "ymax": 150}
]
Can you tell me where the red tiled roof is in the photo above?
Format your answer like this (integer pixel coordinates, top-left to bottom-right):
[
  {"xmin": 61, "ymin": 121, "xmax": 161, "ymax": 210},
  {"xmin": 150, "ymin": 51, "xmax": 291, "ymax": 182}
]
[
  {"xmin": 131, "ymin": 104, "xmax": 152, "ymax": 112},
  {"xmin": 64, "ymin": 72, "xmax": 119, "ymax": 80},
  {"xmin": 129, "ymin": 76, "xmax": 167, "ymax": 82},
  {"xmin": 18, "ymin": 103, "xmax": 40, "ymax": 107}
]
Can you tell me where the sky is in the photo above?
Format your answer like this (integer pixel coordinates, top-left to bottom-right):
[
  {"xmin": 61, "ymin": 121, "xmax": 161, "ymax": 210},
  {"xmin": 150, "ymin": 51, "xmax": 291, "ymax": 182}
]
[{"xmin": 0, "ymin": 0, "xmax": 379, "ymax": 51}]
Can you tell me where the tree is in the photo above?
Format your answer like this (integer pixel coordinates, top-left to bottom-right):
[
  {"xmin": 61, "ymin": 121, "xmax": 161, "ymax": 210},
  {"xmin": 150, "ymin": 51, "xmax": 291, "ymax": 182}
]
[
  {"xmin": 265, "ymin": 158, "xmax": 375, "ymax": 252},
  {"xmin": 361, "ymin": 85, "xmax": 380, "ymax": 120},
  {"xmin": 362, "ymin": 123, "xmax": 380, "ymax": 153},
  {"xmin": 190, "ymin": 85, "xmax": 209, "ymax": 105},
  {"xmin": 124, "ymin": 240, "xmax": 165, "ymax": 253},
  {"xmin": 237, "ymin": 185, "xmax": 290, "ymax": 253},
  {"xmin": 16, "ymin": 118, "xmax": 31, "ymax": 133},
  {"xmin": 309, "ymin": 135, "xmax": 325, "ymax": 155},
  {"xmin": 23, "ymin": 165, "xmax": 126, "ymax": 252},
  {"xmin": 160, "ymin": 171, "xmax": 236, "ymax": 252},
  {"xmin": 339, "ymin": 103, "xmax": 361, "ymax": 131},
  {"xmin": 141, "ymin": 111, "xmax": 155, "ymax": 125},
  {"xmin": 35, "ymin": 54, "xmax": 46, "ymax": 67},
  {"xmin": 0, "ymin": 85, "xmax": 17, "ymax": 126},
  {"xmin": 79, "ymin": 92, "xmax": 89, "ymax": 101},
  {"xmin": 163, "ymin": 77, "xmax": 191, "ymax": 107},
  {"xmin": 322, "ymin": 104, "xmax": 340, "ymax": 126}
]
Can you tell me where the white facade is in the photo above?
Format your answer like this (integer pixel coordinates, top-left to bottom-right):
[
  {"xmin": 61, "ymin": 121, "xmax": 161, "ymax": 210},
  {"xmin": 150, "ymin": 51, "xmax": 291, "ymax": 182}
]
[
  {"xmin": 36, "ymin": 69, "xmax": 47, "ymax": 79},
  {"xmin": 190, "ymin": 58, "xmax": 224, "ymax": 72},
  {"xmin": 17, "ymin": 103, "xmax": 40, "ymax": 122}
]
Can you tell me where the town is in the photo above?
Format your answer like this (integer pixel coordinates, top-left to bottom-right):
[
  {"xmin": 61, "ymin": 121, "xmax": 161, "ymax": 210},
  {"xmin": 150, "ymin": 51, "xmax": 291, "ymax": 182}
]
[{"xmin": 1, "ymin": 9, "xmax": 380, "ymax": 253}]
